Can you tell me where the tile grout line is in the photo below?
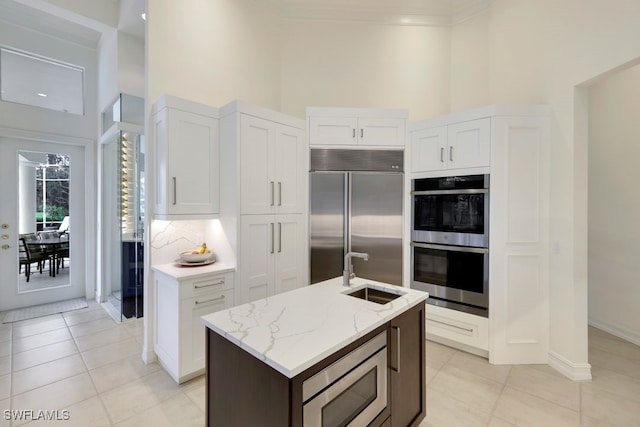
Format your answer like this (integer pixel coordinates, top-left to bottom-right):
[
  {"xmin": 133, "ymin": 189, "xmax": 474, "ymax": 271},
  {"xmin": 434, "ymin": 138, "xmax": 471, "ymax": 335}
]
[
  {"xmin": 484, "ymin": 364, "xmax": 512, "ymax": 426},
  {"xmin": 65, "ymin": 306, "xmax": 117, "ymax": 426}
]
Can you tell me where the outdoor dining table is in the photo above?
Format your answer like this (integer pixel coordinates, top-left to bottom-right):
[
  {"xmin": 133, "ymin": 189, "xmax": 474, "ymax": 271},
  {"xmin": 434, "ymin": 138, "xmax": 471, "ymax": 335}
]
[{"xmin": 25, "ymin": 237, "xmax": 69, "ymax": 277}]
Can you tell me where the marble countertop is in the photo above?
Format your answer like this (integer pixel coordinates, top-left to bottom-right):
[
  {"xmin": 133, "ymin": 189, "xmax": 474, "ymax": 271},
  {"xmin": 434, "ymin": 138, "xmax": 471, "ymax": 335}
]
[
  {"xmin": 201, "ymin": 277, "xmax": 429, "ymax": 378},
  {"xmin": 151, "ymin": 261, "xmax": 235, "ymax": 280}
]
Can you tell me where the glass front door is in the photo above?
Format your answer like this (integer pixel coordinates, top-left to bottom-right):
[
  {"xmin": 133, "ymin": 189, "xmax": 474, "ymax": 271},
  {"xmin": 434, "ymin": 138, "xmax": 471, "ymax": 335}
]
[{"xmin": 0, "ymin": 138, "xmax": 85, "ymax": 311}]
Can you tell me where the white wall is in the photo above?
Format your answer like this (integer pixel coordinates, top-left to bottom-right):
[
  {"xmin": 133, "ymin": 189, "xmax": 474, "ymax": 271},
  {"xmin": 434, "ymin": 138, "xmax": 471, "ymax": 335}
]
[
  {"xmin": 97, "ymin": 30, "xmax": 144, "ymax": 120},
  {"xmin": 146, "ymin": 0, "xmax": 282, "ymax": 109},
  {"xmin": 97, "ymin": 29, "xmax": 118, "ymax": 121},
  {"xmin": 588, "ymin": 63, "xmax": 640, "ymax": 345},
  {"xmin": 449, "ymin": 12, "xmax": 488, "ymax": 112},
  {"xmin": 449, "ymin": 0, "xmax": 640, "ymax": 367},
  {"xmin": 280, "ymin": 20, "xmax": 451, "ymax": 120},
  {"xmin": 117, "ymin": 32, "xmax": 144, "ymax": 98}
]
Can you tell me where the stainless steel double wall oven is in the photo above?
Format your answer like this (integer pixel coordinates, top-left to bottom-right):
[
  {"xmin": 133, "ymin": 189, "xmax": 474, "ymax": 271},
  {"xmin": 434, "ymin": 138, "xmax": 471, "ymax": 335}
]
[{"xmin": 411, "ymin": 174, "xmax": 489, "ymax": 317}]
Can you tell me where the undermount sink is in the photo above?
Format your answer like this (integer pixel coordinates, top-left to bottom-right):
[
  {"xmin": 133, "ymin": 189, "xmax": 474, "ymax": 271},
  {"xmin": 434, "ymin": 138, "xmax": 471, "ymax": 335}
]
[{"xmin": 346, "ymin": 286, "xmax": 404, "ymax": 305}]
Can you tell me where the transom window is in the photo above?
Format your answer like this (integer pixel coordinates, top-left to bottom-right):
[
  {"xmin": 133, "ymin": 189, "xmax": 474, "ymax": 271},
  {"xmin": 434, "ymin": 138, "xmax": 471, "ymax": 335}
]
[{"xmin": 0, "ymin": 47, "xmax": 84, "ymax": 115}]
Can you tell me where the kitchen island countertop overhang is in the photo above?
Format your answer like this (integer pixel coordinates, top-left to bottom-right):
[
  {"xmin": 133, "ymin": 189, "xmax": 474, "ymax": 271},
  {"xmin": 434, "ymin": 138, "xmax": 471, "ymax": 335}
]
[{"xmin": 201, "ymin": 277, "xmax": 429, "ymax": 378}]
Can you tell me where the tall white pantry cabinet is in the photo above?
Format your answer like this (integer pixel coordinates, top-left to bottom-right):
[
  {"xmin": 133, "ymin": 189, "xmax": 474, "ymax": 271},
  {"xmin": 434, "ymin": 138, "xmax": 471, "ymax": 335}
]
[
  {"xmin": 220, "ymin": 101, "xmax": 309, "ymax": 305},
  {"xmin": 410, "ymin": 105, "xmax": 551, "ymax": 365}
]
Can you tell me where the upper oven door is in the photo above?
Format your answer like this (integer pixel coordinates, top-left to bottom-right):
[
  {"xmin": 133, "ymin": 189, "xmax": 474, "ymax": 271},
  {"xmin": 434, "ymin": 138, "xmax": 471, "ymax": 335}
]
[{"xmin": 412, "ymin": 188, "xmax": 488, "ymax": 247}]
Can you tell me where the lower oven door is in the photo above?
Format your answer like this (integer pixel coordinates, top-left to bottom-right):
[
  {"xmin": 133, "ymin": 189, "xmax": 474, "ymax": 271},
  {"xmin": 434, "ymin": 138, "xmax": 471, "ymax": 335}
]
[
  {"xmin": 411, "ymin": 242, "xmax": 489, "ymax": 317},
  {"xmin": 303, "ymin": 332, "xmax": 387, "ymax": 427}
]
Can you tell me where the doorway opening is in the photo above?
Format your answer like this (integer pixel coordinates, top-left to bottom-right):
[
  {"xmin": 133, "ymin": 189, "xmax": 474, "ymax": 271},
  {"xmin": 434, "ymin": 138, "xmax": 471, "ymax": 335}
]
[{"xmin": 584, "ymin": 58, "xmax": 640, "ymax": 349}]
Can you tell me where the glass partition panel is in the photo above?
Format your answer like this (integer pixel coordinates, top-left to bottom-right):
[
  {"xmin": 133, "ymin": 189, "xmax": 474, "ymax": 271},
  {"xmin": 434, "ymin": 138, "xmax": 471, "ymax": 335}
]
[{"xmin": 101, "ymin": 131, "xmax": 144, "ymax": 321}]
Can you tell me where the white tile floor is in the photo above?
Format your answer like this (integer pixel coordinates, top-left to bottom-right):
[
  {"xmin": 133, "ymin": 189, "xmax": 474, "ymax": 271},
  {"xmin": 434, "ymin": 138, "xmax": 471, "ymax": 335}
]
[{"xmin": 1, "ymin": 301, "xmax": 639, "ymax": 426}]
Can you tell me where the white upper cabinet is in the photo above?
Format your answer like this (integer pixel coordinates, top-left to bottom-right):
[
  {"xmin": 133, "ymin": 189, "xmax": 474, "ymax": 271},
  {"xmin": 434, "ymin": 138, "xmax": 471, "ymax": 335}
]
[
  {"xmin": 152, "ymin": 96, "xmax": 220, "ymax": 218},
  {"xmin": 308, "ymin": 107, "xmax": 407, "ymax": 147},
  {"xmin": 410, "ymin": 126, "xmax": 447, "ymax": 173},
  {"xmin": 447, "ymin": 118, "xmax": 491, "ymax": 169},
  {"xmin": 410, "ymin": 118, "xmax": 490, "ymax": 174},
  {"xmin": 239, "ymin": 114, "xmax": 307, "ymax": 215},
  {"xmin": 308, "ymin": 116, "xmax": 358, "ymax": 146}
]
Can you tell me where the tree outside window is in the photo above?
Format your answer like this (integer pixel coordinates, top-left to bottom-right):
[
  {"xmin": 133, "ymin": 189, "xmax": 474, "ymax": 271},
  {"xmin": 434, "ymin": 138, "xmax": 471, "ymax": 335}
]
[{"xmin": 35, "ymin": 154, "xmax": 69, "ymax": 230}]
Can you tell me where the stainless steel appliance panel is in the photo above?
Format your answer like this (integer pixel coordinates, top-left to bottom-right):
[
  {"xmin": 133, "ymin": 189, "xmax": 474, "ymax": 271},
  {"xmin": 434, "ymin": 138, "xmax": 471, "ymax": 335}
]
[
  {"xmin": 310, "ymin": 149, "xmax": 405, "ymax": 287},
  {"xmin": 310, "ymin": 173, "xmax": 345, "ymax": 284},
  {"xmin": 311, "ymin": 148, "xmax": 403, "ymax": 172},
  {"xmin": 411, "ymin": 174, "xmax": 489, "ymax": 248},
  {"xmin": 351, "ymin": 173, "xmax": 403, "ymax": 286},
  {"xmin": 303, "ymin": 331, "xmax": 388, "ymax": 427},
  {"xmin": 411, "ymin": 242, "xmax": 489, "ymax": 317}
]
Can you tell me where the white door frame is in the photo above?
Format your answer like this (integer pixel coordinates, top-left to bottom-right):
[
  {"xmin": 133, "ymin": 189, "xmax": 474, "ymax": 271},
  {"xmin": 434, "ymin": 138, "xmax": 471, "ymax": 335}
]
[{"xmin": 0, "ymin": 127, "xmax": 96, "ymax": 310}]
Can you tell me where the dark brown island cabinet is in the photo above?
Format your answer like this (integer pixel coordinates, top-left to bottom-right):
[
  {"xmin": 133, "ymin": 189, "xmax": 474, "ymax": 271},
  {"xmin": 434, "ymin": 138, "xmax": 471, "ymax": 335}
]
[{"xmin": 206, "ymin": 301, "xmax": 426, "ymax": 427}]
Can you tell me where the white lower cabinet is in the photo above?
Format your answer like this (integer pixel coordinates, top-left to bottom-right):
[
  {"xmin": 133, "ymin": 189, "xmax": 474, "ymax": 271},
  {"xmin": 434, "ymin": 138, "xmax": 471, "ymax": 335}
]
[
  {"xmin": 154, "ymin": 270, "xmax": 234, "ymax": 383},
  {"xmin": 425, "ymin": 304, "xmax": 488, "ymax": 356}
]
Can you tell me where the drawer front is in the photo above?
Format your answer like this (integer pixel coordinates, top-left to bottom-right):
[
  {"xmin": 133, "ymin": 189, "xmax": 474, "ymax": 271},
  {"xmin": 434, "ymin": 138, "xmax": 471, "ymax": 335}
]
[
  {"xmin": 180, "ymin": 272, "xmax": 234, "ymax": 299},
  {"xmin": 425, "ymin": 304, "xmax": 488, "ymax": 351}
]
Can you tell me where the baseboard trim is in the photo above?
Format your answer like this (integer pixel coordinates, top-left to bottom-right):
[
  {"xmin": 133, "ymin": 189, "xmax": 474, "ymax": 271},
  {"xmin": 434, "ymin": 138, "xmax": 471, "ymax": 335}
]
[
  {"xmin": 588, "ymin": 318, "xmax": 640, "ymax": 346},
  {"xmin": 548, "ymin": 351, "xmax": 592, "ymax": 381}
]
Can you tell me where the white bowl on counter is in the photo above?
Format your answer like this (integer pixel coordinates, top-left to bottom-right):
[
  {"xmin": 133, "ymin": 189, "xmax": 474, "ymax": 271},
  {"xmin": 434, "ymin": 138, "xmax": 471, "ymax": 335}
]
[{"xmin": 179, "ymin": 252, "xmax": 214, "ymax": 263}]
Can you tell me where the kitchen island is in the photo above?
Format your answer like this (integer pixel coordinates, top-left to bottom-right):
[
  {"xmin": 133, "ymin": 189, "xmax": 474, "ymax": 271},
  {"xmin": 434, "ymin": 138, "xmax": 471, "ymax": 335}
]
[{"xmin": 201, "ymin": 277, "xmax": 429, "ymax": 427}]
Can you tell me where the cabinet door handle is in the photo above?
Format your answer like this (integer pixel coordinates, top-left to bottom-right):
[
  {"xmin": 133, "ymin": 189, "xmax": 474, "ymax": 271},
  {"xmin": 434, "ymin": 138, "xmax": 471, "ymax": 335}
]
[
  {"xmin": 278, "ymin": 182, "xmax": 282, "ymax": 206},
  {"xmin": 392, "ymin": 326, "xmax": 401, "ymax": 373},
  {"xmin": 270, "ymin": 181, "xmax": 275, "ymax": 206},
  {"xmin": 360, "ymin": 128, "xmax": 364, "ymax": 139},
  {"xmin": 195, "ymin": 295, "xmax": 225, "ymax": 305},
  {"xmin": 440, "ymin": 147, "xmax": 444, "ymax": 163},
  {"xmin": 449, "ymin": 146, "xmax": 453, "ymax": 162},
  {"xmin": 194, "ymin": 280, "xmax": 225, "ymax": 289},
  {"xmin": 278, "ymin": 222, "xmax": 282, "ymax": 253},
  {"xmin": 270, "ymin": 222, "xmax": 275, "ymax": 254},
  {"xmin": 352, "ymin": 128, "xmax": 356, "ymax": 138},
  {"xmin": 172, "ymin": 177, "xmax": 177, "ymax": 205}
]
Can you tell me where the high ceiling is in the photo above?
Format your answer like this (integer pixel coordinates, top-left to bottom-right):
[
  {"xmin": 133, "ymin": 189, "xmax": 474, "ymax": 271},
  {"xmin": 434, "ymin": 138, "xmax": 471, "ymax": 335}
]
[{"xmin": 0, "ymin": 0, "xmax": 488, "ymax": 49}]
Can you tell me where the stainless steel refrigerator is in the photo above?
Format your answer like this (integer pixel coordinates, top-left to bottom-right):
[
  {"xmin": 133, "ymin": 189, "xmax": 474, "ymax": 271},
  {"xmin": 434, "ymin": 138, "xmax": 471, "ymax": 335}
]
[{"xmin": 310, "ymin": 149, "xmax": 404, "ymax": 286}]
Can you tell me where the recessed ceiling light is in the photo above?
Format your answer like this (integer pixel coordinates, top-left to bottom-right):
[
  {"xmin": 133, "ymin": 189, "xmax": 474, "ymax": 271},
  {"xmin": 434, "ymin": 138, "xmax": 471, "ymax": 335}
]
[
  {"xmin": 141, "ymin": 12, "xmax": 146, "ymax": 21},
  {"xmin": 37, "ymin": 93, "xmax": 47, "ymax": 97}
]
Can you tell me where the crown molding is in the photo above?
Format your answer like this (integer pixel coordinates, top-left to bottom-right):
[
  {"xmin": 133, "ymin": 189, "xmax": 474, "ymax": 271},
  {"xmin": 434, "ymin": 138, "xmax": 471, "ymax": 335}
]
[{"xmin": 268, "ymin": 0, "xmax": 489, "ymax": 27}]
